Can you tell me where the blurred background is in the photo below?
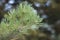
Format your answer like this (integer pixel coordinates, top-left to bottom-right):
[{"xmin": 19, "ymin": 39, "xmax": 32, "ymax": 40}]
[{"xmin": 0, "ymin": 0, "xmax": 60, "ymax": 40}]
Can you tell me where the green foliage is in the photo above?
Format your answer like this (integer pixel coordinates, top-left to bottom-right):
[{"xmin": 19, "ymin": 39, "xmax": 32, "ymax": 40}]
[{"xmin": 0, "ymin": 2, "xmax": 43, "ymax": 40}]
